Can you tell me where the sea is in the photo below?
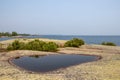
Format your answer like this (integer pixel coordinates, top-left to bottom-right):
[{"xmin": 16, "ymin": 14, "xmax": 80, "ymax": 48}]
[{"xmin": 0, "ymin": 35, "xmax": 120, "ymax": 46}]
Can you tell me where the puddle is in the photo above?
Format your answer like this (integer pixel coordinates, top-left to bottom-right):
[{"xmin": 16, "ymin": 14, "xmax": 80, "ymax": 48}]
[{"xmin": 10, "ymin": 54, "xmax": 99, "ymax": 72}]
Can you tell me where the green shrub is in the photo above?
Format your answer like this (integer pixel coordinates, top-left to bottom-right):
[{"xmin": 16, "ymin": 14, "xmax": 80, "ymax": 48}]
[
  {"xmin": 7, "ymin": 40, "xmax": 26, "ymax": 50},
  {"xmin": 101, "ymin": 42, "xmax": 116, "ymax": 46},
  {"xmin": 7, "ymin": 45, "xmax": 13, "ymax": 50},
  {"xmin": 7, "ymin": 39, "xmax": 58, "ymax": 52},
  {"xmin": 19, "ymin": 42, "xmax": 26, "ymax": 50},
  {"xmin": 64, "ymin": 38, "xmax": 85, "ymax": 47},
  {"xmin": 43, "ymin": 42, "xmax": 58, "ymax": 52},
  {"xmin": 11, "ymin": 40, "xmax": 21, "ymax": 50},
  {"xmin": 26, "ymin": 40, "xmax": 46, "ymax": 51}
]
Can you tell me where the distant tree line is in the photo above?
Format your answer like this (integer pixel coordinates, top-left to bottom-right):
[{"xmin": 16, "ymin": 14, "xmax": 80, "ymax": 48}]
[
  {"xmin": 19, "ymin": 33, "xmax": 30, "ymax": 36},
  {"xmin": 0, "ymin": 31, "xmax": 18, "ymax": 37},
  {"xmin": 0, "ymin": 31, "xmax": 30, "ymax": 37}
]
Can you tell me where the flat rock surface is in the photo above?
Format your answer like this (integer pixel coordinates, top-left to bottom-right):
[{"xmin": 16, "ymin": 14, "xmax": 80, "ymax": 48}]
[{"xmin": 0, "ymin": 45, "xmax": 120, "ymax": 80}]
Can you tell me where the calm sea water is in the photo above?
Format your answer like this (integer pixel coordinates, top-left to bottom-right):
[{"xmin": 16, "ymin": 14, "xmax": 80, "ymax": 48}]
[
  {"xmin": 26, "ymin": 35, "xmax": 120, "ymax": 46},
  {"xmin": 0, "ymin": 35, "xmax": 120, "ymax": 46},
  {"xmin": 0, "ymin": 37, "xmax": 13, "ymax": 41}
]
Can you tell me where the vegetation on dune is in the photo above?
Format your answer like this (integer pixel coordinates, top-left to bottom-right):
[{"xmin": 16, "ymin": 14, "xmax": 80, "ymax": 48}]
[
  {"xmin": 43, "ymin": 42, "xmax": 58, "ymax": 51},
  {"xmin": 26, "ymin": 39, "xmax": 46, "ymax": 51},
  {"xmin": 64, "ymin": 38, "xmax": 85, "ymax": 47},
  {"xmin": 101, "ymin": 42, "xmax": 116, "ymax": 46},
  {"xmin": 7, "ymin": 39, "xmax": 58, "ymax": 52},
  {"xmin": 7, "ymin": 40, "xmax": 26, "ymax": 50}
]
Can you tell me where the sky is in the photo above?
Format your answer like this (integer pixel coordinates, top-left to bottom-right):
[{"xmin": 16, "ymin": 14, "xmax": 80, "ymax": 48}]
[{"xmin": 0, "ymin": 0, "xmax": 120, "ymax": 35}]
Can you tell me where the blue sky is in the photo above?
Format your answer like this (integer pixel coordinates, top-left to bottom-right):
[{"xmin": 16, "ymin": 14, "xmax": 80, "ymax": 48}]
[{"xmin": 0, "ymin": 0, "xmax": 120, "ymax": 35}]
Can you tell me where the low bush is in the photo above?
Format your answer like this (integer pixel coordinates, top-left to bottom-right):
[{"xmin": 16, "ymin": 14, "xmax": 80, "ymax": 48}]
[
  {"xmin": 11, "ymin": 40, "xmax": 20, "ymax": 50},
  {"xmin": 101, "ymin": 42, "xmax": 116, "ymax": 46},
  {"xmin": 7, "ymin": 40, "xmax": 26, "ymax": 50},
  {"xmin": 7, "ymin": 45, "xmax": 13, "ymax": 50},
  {"xmin": 19, "ymin": 42, "xmax": 26, "ymax": 50},
  {"xmin": 26, "ymin": 39, "xmax": 46, "ymax": 51},
  {"xmin": 64, "ymin": 38, "xmax": 85, "ymax": 47},
  {"xmin": 43, "ymin": 42, "xmax": 58, "ymax": 52},
  {"xmin": 7, "ymin": 39, "xmax": 58, "ymax": 52}
]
